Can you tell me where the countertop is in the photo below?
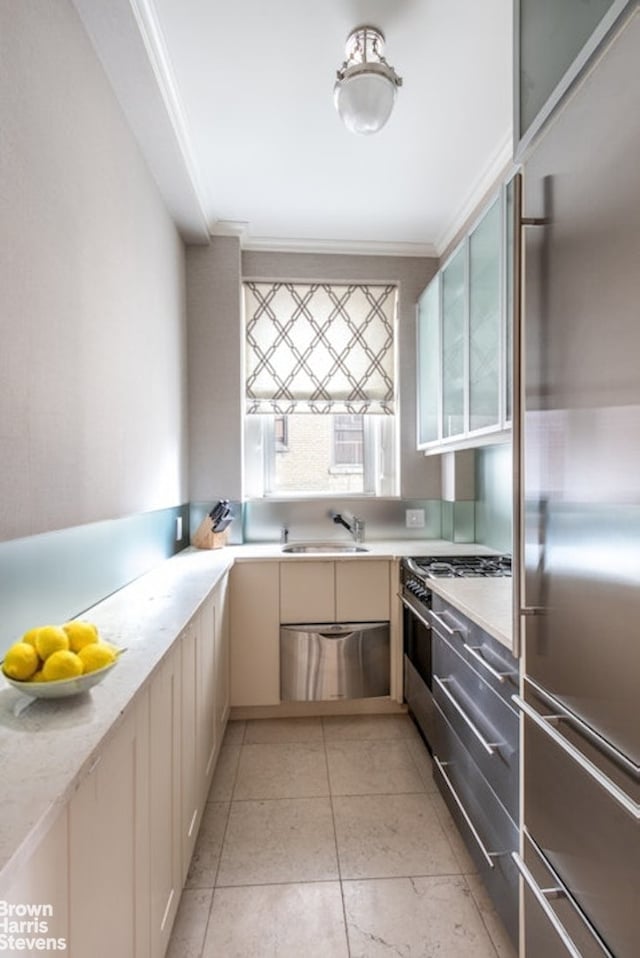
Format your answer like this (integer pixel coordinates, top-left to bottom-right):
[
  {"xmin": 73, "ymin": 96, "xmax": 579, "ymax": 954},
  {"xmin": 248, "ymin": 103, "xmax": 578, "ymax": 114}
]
[
  {"xmin": 0, "ymin": 538, "xmax": 508, "ymax": 892},
  {"xmin": 427, "ymin": 577, "xmax": 513, "ymax": 650}
]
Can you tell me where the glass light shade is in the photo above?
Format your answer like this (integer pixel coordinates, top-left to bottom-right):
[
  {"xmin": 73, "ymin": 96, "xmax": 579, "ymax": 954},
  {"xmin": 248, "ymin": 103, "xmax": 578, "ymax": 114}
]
[{"xmin": 334, "ymin": 71, "xmax": 397, "ymax": 135}]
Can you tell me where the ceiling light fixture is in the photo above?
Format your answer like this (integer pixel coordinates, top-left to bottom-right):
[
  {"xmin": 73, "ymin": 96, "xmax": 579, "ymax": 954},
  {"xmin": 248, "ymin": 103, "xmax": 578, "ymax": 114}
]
[{"xmin": 334, "ymin": 25, "xmax": 403, "ymax": 136}]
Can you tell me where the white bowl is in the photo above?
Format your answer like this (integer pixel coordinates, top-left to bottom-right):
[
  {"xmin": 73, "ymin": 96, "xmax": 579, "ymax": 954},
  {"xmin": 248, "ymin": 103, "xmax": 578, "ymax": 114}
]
[{"xmin": 2, "ymin": 657, "xmax": 120, "ymax": 699}]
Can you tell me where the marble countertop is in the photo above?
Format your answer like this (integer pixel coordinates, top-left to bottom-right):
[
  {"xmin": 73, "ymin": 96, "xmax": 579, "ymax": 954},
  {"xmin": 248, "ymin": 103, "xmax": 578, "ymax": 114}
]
[
  {"xmin": 427, "ymin": 577, "xmax": 513, "ymax": 650},
  {"xmin": 0, "ymin": 537, "xmax": 506, "ymax": 891},
  {"xmin": 228, "ymin": 539, "xmax": 499, "ymax": 560}
]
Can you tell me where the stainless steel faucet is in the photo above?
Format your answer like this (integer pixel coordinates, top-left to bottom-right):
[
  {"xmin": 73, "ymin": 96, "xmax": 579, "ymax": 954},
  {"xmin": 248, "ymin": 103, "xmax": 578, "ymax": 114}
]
[
  {"xmin": 331, "ymin": 512, "xmax": 365, "ymax": 544},
  {"xmin": 280, "ymin": 526, "xmax": 289, "ymax": 544}
]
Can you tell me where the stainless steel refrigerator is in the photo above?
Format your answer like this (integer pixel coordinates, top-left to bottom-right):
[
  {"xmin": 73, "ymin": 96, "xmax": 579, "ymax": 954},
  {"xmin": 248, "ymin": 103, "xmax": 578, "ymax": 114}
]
[{"xmin": 514, "ymin": 8, "xmax": 640, "ymax": 957}]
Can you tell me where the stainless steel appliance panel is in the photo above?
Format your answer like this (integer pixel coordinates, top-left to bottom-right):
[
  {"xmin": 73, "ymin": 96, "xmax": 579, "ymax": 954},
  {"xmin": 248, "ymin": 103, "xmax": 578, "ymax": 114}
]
[
  {"xmin": 522, "ymin": 9, "xmax": 640, "ymax": 765},
  {"xmin": 431, "ymin": 594, "xmax": 519, "ymax": 709},
  {"xmin": 280, "ymin": 622, "xmax": 389, "ymax": 702},
  {"xmin": 516, "ymin": 832, "xmax": 613, "ymax": 958},
  {"xmin": 432, "ymin": 630, "xmax": 519, "ymax": 821},
  {"xmin": 433, "ymin": 708, "xmax": 519, "ymax": 944},
  {"xmin": 521, "ymin": 686, "xmax": 639, "ymax": 957}
]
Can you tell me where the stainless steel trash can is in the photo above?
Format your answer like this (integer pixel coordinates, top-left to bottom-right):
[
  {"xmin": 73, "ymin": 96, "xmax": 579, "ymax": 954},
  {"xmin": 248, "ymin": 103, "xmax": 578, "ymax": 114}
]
[{"xmin": 280, "ymin": 621, "xmax": 390, "ymax": 701}]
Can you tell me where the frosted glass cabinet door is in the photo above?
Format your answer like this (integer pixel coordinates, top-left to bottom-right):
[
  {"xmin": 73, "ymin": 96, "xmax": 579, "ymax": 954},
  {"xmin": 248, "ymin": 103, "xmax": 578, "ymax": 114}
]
[
  {"xmin": 417, "ymin": 277, "xmax": 440, "ymax": 445},
  {"xmin": 441, "ymin": 248, "xmax": 466, "ymax": 438},
  {"xmin": 469, "ymin": 197, "xmax": 501, "ymax": 432}
]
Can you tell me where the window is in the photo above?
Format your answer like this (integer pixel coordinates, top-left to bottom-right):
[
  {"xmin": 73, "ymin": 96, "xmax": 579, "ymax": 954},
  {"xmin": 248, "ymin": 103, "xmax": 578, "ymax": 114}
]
[
  {"xmin": 242, "ymin": 281, "xmax": 398, "ymax": 497},
  {"xmin": 332, "ymin": 415, "xmax": 364, "ymax": 470}
]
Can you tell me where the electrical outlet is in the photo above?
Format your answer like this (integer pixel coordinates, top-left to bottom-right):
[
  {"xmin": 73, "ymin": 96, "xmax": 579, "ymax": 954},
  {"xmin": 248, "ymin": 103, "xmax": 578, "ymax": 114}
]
[
  {"xmin": 175, "ymin": 516, "xmax": 183, "ymax": 541},
  {"xmin": 405, "ymin": 509, "xmax": 425, "ymax": 529}
]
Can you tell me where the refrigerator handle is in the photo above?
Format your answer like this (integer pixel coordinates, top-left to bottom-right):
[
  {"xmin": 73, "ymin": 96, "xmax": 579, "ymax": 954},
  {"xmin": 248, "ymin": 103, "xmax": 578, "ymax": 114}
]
[
  {"xmin": 513, "ymin": 695, "xmax": 640, "ymax": 821},
  {"xmin": 511, "ymin": 853, "xmax": 593, "ymax": 958},
  {"xmin": 512, "ymin": 170, "xmax": 548, "ymax": 659}
]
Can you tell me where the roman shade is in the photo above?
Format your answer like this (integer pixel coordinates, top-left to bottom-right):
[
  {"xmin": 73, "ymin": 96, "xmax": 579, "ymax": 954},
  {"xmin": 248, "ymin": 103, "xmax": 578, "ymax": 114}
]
[{"xmin": 244, "ymin": 281, "xmax": 397, "ymax": 415}]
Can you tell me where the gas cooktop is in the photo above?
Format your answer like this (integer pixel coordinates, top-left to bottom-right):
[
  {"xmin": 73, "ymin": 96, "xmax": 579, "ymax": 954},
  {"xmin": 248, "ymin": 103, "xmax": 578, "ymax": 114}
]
[{"xmin": 407, "ymin": 555, "xmax": 512, "ymax": 578}]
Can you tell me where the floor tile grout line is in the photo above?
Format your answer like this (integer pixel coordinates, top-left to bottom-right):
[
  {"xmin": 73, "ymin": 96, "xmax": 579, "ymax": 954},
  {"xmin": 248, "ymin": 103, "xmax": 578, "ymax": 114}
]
[
  {"xmin": 323, "ymin": 731, "xmax": 353, "ymax": 958},
  {"xmin": 460, "ymin": 874, "xmax": 503, "ymax": 958}
]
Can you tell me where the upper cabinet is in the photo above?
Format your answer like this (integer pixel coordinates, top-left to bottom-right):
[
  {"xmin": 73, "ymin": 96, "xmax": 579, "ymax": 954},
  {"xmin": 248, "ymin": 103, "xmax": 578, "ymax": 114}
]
[
  {"xmin": 417, "ymin": 180, "xmax": 514, "ymax": 454},
  {"xmin": 515, "ymin": 0, "xmax": 633, "ymax": 155}
]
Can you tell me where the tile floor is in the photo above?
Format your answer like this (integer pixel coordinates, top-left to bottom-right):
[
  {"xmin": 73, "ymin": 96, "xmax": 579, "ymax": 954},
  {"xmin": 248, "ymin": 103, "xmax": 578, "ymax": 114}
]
[{"xmin": 167, "ymin": 714, "xmax": 517, "ymax": 958}]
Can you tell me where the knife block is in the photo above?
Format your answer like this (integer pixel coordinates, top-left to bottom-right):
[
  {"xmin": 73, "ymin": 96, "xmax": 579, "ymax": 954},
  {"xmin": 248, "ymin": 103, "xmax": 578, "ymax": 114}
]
[{"xmin": 191, "ymin": 517, "xmax": 229, "ymax": 550}]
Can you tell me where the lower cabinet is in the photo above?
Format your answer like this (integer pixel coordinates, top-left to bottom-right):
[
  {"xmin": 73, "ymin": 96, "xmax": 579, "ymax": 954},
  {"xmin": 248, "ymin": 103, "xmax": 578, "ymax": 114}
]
[
  {"xmin": 2, "ymin": 569, "xmax": 231, "ymax": 958},
  {"xmin": 69, "ymin": 695, "xmax": 150, "ymax": 958},
  {"xmin": 230, "ymin": 562, "xmax": 280, "ymax": 707},
  {"xmin": 430, "ymin": 595, "xmax": 519, "ymax": 948},
  {"xmin": 1, "ymin": 808, "xmax": 69, "ymax": 950},
  {"xmin": 149, "ymin": 643, "xmax": 182, "ymax": 958}
]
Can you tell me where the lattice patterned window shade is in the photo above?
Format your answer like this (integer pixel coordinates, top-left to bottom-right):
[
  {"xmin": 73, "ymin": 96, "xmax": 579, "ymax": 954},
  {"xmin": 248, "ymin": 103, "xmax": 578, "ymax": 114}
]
[{"xmin": 244, "ymin": 282, "xmax": 397, "ymax": 414}]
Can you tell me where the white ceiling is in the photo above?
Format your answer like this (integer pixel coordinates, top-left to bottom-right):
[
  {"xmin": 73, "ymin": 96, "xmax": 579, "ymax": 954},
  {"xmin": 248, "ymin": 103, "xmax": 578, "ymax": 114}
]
[{"xmin": 73, "ymin": 0, "xmax": 513, "ymax": 255}]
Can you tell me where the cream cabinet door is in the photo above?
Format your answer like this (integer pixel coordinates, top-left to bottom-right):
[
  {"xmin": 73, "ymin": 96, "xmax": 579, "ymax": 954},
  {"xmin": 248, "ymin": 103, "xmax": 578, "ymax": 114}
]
[
  {"xmin": 180, "ymin": 622, "xmax": 199, "ymax": 883},
  {"xmin": 335, "ymin": 560, "xmax": 391, "ymax": 622},
  {"xmin": 2, "ymin": 808, "xmax": 69, "ymax": 950},
  {"xmin": 214, "ymin": 572, "xmax": 230, "ymax": 742},
  {"xmin": 230, "ymin": 562, "xmax": 280, "ymax": 707},
  {"xmin": 197, "ymin": 595, "xmax": 217, "ymax": 789},
  {"xmin": 149, "ymin": 644, "xmax": 182, "ymax": 956},
  {"xmin": 69, "ymin": 697, "xmax": 149, "ymax": 958},
  {"xmin": 280, "ymin": 560, "xmax": 335, "ymax": 623}
]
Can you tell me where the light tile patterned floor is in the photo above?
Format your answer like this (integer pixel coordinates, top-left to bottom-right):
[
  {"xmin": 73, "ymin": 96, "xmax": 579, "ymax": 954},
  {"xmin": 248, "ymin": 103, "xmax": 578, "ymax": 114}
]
[{"xmin": 167, "ymin": 715, "xmax": 517, "ymax": 958}]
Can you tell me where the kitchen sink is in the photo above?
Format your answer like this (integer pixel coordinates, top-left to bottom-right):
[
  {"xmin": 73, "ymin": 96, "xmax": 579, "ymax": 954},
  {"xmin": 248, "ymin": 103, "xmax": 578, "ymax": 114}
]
[{"xmin": 281, "ymin": 541, "xmax": 369, "ymax": 554}]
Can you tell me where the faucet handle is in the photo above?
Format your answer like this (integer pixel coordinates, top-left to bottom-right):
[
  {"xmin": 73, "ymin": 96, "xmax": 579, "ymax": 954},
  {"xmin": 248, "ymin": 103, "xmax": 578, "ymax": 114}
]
[{"xmin": 280, "ymin": 526, "xmax": 289, "ymax": 544}]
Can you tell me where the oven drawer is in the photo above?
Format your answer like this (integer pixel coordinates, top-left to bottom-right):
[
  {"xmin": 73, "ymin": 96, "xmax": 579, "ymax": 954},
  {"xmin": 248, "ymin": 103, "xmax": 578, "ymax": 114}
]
[
  {"xmin": 433, "ymin": 708, "xmax": 518, "ymax": 946},
  {"xmin": 433, "ymin": 631, "xmax": 518, "ymax": 821},
  {"xmin": 519, "ymin": 684, "xmax": 640, "ymax": 958},
  {"xmin": 515, "ymin": 831, "xmax": 612, "ymax": 958},
  {"xmin": 430, "ymin": 594, "xmax": 518, "ymax": 708}
]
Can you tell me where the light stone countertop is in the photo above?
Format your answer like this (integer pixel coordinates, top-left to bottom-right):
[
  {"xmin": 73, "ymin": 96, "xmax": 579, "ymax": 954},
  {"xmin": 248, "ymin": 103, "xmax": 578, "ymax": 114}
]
[
  {"xmin": 0, "ymin": 537, "xmax": 506, "ymax": 892},
  {"xmin": 427, "ymin": 577, "xmax": 513, "ymax": 650}
]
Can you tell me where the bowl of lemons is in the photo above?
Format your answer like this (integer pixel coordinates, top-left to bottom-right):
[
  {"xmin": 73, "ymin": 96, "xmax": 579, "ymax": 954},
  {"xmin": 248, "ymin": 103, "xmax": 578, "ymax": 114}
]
[{"xmin": 1, "ymin": 621, "xmax": 123, "ymax": 699}]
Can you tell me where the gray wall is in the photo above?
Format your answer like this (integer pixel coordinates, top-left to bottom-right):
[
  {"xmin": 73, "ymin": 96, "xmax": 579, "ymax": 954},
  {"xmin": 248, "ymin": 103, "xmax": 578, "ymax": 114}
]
[
  {"xmin": 0, "ymin": 0, "xmax": 188, "ymax": 543},
  {"xmin": 475, "ymin": 443, "xmax": 513, "ymax": 553},
  {"xmin": 185, "ymin": 246, "xmax": 440, "ymax": 503},
  {"xmin": 187, "ymin": 237, "xmax": 242, "ymax": 502}
]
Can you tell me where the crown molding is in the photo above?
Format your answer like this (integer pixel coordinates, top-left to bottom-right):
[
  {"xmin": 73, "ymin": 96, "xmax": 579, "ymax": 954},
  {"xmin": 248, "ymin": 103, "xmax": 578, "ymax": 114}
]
[
  {"xmin": 434, "ymin": 133, "xmax": 514, "ymax": 257},
  {"xmin": 240, "ymin": 235, "xmax": 438, "ymax": 259}
]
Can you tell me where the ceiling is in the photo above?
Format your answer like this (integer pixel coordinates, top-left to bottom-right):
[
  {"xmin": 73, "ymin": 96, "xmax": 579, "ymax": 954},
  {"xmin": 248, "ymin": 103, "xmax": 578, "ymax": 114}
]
[{"xmin": 73, "ymin": 0, "xmax": 513, "ymax": 255}]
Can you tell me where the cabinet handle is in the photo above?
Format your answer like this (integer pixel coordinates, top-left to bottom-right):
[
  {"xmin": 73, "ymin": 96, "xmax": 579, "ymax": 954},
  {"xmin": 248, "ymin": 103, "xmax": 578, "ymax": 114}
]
[
  {"xmin": 433, "ymin": 754, "xmax": 502, "ymax": 869},
  {"xmin": 433, "ymin": 675, "xmax": 500, "ymax": 756},
  {"xmin": 430, "ymin": 610, "xmax": 463, "ymax": 638},
  {"xmin": 512, "ymin": 852, "xmax": 585, "ymax": 958},
  {"xmin": 463, "ymin": 643, "xmax": 511, "ymax": 683},
  {"xmin": 513, "ymin": 695, "xmax": 640, "ymax": 821}
]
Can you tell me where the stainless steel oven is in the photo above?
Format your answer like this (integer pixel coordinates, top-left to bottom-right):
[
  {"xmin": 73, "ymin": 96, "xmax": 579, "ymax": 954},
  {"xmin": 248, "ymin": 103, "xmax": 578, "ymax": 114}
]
[{"xmin": 400, "ymin": 555, "xmax": 511, "ymax": 751}]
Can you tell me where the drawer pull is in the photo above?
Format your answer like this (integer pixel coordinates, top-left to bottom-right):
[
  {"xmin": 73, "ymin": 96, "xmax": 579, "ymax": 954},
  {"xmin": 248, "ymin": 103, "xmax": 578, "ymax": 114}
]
[
  {"xmin": 433, "ymin": 755, "xmax": 501, "ymax": 869},
  {"xmin": 513, "ymin": 695, "xmax": 640, "ymax": 821},
  {"xmin": 430, "ymin": 611, "xmax": 462, "ymax": 638},
  {"xmin": 512, "ymin": 853, "xmax": 584, "ymax": 958},
  {"xmin": 433, "ymin": 675, "xmax": 501, "ymax": 756},
  {"xmin": 463, "ymin": 643, "xmax": 510, "ymax": 683}
]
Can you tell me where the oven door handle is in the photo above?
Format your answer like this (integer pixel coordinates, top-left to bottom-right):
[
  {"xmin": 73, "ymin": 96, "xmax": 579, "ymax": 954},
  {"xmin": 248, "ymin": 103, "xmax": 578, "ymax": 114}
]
[{"xmin": 399, "ymin": 594, "xmax": 432, "ymax": 632}]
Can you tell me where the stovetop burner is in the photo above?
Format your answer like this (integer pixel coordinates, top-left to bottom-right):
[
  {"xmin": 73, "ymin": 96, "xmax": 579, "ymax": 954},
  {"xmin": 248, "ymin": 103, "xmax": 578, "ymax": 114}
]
[{"xmin": 406, "ymin": 555, "xmax": 512, "ymax": 579}]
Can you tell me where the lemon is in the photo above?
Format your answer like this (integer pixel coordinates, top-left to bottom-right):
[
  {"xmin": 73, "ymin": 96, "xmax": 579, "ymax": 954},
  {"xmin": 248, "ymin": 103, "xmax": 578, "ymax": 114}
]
[
  {"xmin": 31, "ymin": 670, "xmax": 46, "ymax": 683},
  {"xmin": 42, "ymin": 650, "xmax": 83, "ymax": 681},
  {"xmin": 21, "ymin": 627, "xmax": 43, "ymax": 648},
  {"xmin": 35, "ymin": 626, "xmax": 69, "ymax": 660},
  {"xmin": 78, "ymin": 642, "xmax": 116, "ymax": 674},
  {"xmin": 3, "ymin": 642, "xmax": 39, "ymax": 680},
  {"xmin": 63, "ymin": 620, "xmax": 99, "ymax": 653}
]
